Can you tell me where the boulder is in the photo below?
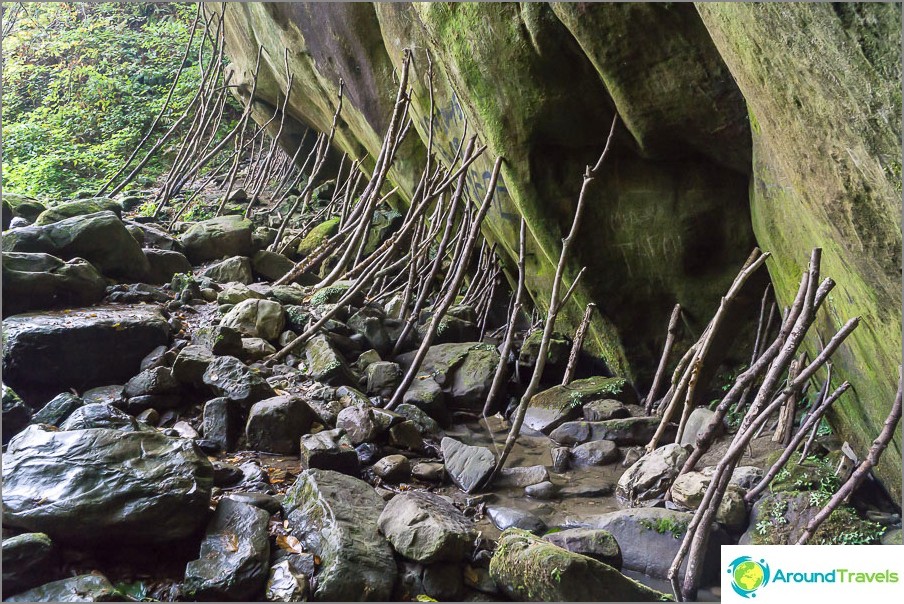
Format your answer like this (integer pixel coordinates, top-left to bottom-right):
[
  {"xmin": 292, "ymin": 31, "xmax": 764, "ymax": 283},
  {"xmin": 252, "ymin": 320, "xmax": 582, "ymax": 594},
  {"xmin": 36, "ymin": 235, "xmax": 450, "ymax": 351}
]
[
  {"xmin": 489, "ymin": 529, "xmax": 665, "ymax": 601},
  {"xmin": 297, "ymin": 217, "xmax": 340, "ymax": 257},
  {"xmin": 616, "ymin": 443, "xmax": 690, "ymax": 507},
  {"xmin": 172, "ymin": 345, "xmax": 215, "ymax": 387},
  {"xmin": 240, "ymin": 337, "xmax": 276, "ymax": 362},
  {"xmin": 679, "ymin": 406, "xmax": 723, "ymax": 446},
  {"xmin": 203, "ymin": 397, "xmax": 242, "ymax": 453},
  {"xmin": 31, "ymin": 393, "xmax": 83, "ymax": 427},
  {"xmin": 571, "ymin": 439, "xmax": 619, "ymax": 467},
  {"xmin": 3, "ymin": 194, "xmax": 45, "ymax": 222},
  {"xmin": 221, "ymin": 298, "xmax": 285, "ymax": 341},
  {"xmin": 184, "ymin": 499, "xmax": 270, "ymax": 601},
  {"xmin": 283, "ymin": 469, "xmax": 396, "ymax": 601},
  {"xmin": 193, "ymin": 324, "xmax": 244, "ymax": 357},
  {"xmin": 583, "ymin": 399, "xmax": 630, "ymax": 421},
  {"xmin": 347, "ymin": 309, "xmax": 390, "ymax": 355},
  {"xmin": 378, "ymin": 492, "xmax": 476, "ymax": 563},
  {"xmin": 551, "ymin": 416, "xmax": 674, "ymax": 446},
  {"xmin": 59, "ymin": 403, "xmax": 143, "ymax": 432},
  {"xmin": 524, "ymin": 377, "xmax": 636, "ymax": 434},
  {"xmin": 251, "ymin": 249, "xmax": 294, "ymax": 281},
  {"xmin": 495, "ymin": 465, "xmax": 550, "ymax": 488},
  {"xmin": 544, "ymin": 528, "xmax": 623, "ymax": 569},
  {"xmin": 2, "ymin": 252, "xmax": 106, "ymax": 316},
  {"xmin": 124, "ymin": 220, "xmax": 183, "ymax": 252},
  {"xmin": 486, "ymin": 506, "xmax": 547, "ymax": 534},
  {"xmin": 400, "ymin": 377, "xmax": 449, "ymax": 425},
  {"xmin": 2, "ymin": 385, "xmax": 31, "ymax": 444},
  {"xmin": 388, "ymin": 421, "xmax": 427, "ymax": 452},
  {"xmin": 396, "ymin": 342, "xmax": 500, "ymax": 410},
  {"xmin": 565, "ymin": 507, "xmax": 729, "ymax": 581},
  {"xmin": 2, "ymin": 532, "xmax": 57, "ymax": 595},
  {"xmin": 517, "ymin": 330, "xmax": 571, "ymax": 379},
  {"xmin": 202, "ymin": 356, "xmax": 275, "ymax": 407},
  {"xmin": 336, "ymin": 404, "xmax": 382, "ymax": 445},
  {"xmin": 123, "ymin": 366, "xmax": 179, "ymax": 398},
  {"xmin": 365, "ymin": 361, "xmax": 401, "ymax": 398},
  {"xmin": 4, "ymin": 573, "xmax": 120, "ymax": 602},
  {"xmin": 33, "ymin": 198, "xmax": 121, "ymax": 225},
  {"xmin": 703, "ymin": 464, "xmax": 765, "ymax": 491},
  {"xmin": 299, "ymin": 429, "xmax": 360, "ymax": 475},
  {"xmin": 2, "ymin": 305, "xmax": 169, "ymax": 407},
  {"xmin": 395, "ymin": 403, "xmax": 442, "ymax": 437},
  {"xmin": 670, "ymin": 471, "xmax": 748, "ymax": 530},
  {"xmin": 266, "ymin": 559, "xmax": 309, "ymax": 602},
  {"xmin": 303, "ymin": 334, "xmax": 358, "ymax": 386},
  {"xmin": 81, "ymin": 385, "xmax": 124, "ymax": 407},
  {"xmin": 2, "ymin": 211, "xmax": 150, "ymax": 280},
  {"xmin": 372, "ymin": 454, "xmax": 411, "ymax": 482},
  {"xmin": 202, "ymin": 256, "xmax": 254, "ymax": 285},
  {"xmin": 142, "ymin": 249, "xmax": 192, "ymax": 285},
  {"xmin": 2, "ymin": 425, "xmax": 213, "ymax": 542},
  {"xmin": 245, "ymin": 396, "xmax": 314, "ymax": 454},
  {"xmin": 441, "ymin": 437, "xmax": 494, "ymax": 494},
  {"xmin": 180, "ymin": 215, "xmax": 253, "ymax": 264}
]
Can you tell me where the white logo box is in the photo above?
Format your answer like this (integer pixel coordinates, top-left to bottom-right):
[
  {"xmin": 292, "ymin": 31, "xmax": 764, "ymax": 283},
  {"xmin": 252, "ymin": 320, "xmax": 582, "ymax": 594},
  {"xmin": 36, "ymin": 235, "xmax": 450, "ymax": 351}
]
[{"xmin": 721, "ymin": 545, "xmax": 904, "ymax": 601}]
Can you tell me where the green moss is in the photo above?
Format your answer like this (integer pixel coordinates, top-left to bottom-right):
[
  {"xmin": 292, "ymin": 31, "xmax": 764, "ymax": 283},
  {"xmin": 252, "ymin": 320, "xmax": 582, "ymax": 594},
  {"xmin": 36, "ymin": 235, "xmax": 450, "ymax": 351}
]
[
  {"xmin": 639, "ymin": 516, "xmax": 688, "ymax": 539},
  {"xmin": 297, "ymin": 217, "xmax": 340, "ymax": 257}
]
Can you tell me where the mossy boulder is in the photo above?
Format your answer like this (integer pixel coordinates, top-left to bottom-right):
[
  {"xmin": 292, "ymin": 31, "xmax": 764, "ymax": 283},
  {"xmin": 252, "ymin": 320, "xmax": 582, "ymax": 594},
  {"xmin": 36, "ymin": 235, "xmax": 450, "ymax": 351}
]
[
  {"xmin": 524, "ymin": 376, "xmax": 636, "ymax": 434},
  {"xmin": 2, "ymin": 193, "xmax": 46, "ymax": 223},
  {"xmin": 489, "ymin": 528, "xmax": 668, "ymax": 601},
  {"xmin": 297, "ymin": 217, "xmax": 340, "ymax": 257},
  {"xmin": 34, "ymin": 198, "xmax": 121, "ymax": 225}
]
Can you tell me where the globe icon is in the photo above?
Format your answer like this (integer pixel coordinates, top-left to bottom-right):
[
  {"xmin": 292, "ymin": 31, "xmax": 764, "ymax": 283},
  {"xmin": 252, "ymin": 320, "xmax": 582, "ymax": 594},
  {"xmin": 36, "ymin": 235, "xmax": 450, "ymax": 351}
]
[{"xmin": 733, "ymin": 560, "xmax": 765, "ymax": 592}]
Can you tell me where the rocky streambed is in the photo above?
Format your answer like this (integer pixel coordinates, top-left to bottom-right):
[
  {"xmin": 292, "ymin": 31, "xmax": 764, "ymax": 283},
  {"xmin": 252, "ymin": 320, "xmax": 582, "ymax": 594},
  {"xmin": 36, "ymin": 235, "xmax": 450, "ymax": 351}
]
[{"xmin": 2, "ymin": 204, "xmax": 899, "ymax": 602}]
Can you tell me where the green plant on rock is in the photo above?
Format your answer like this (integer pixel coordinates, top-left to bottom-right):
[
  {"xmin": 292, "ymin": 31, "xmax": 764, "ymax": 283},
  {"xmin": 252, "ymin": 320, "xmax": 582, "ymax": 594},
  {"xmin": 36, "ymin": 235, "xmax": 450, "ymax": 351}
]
[{"xmin": 639, "ymin": 516, "xmax": 688, "ymax": 539}]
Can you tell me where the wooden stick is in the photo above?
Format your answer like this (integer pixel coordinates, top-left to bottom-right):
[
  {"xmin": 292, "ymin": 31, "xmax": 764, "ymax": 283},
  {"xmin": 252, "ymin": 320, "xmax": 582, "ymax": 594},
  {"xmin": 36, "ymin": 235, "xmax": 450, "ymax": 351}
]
[
  {"xmin": 644, "ymin": 304, "xmax": 682, "ymax": 414},
  {"xmin": 562, "ymin": 303, "xmax": 596, "ymax": 386}
]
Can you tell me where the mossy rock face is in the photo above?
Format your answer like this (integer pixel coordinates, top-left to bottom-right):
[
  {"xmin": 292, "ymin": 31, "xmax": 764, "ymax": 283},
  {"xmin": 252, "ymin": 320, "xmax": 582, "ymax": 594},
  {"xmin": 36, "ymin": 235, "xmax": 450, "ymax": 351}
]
[
  {"xmin": 489, "ymin": 528, "xmax": 668, "ymax": 602},
  {"xmin": 697, "ymin": 2, "xmax": 902, "ymax": 500},
  {"xmin": 3, "ymin": 194, "xmax": 45, "ymax": 222},
  {"xmin": 34, "ymin": 198, "xmax": 121, "ymax": 225},
  {"xmin": 297, "ymin": 217, "xmax": 340, "ymax": 258},
  {"xmin": 765, "ymin": 450, "xmax": 846, "ymax": 494}
]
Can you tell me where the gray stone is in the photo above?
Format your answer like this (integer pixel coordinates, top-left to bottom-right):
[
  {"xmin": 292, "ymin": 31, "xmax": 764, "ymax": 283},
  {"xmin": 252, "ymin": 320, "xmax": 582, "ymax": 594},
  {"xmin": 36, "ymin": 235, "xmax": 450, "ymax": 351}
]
[
  {"xmin": 226, "ymin": 492, "xmax": 282, "ymax": 515},
  {"xmin": 489, "ymin": 529, "xmax": 666, "ymax": 601},
  {"xmin": 401, "ymin": 377, "xmax": 449, "ymax": 425},
  {"xmin": 202, "ymin": 256, "xmax": 253, "ymax": 285},
  {"xmin": 486, "ymin": 506, "xmax": 547, "ymax": 534},
  {"xmin": 266, "ymin": 559, "xmax": 309, "ymax": 602},
  {"xmin": 670, "ymin": 471, "xmax": 748, "ymax": 530},
  {"xmin": 184, "ymin": 499, "xmax": 270, "ymax": 601},
  {"xmin": 442, "ymin": 437, "xmax": 494, "ymax": 493},
  {"xmin": 2, "ymin": 385, "xmax": 31, "ymax": 444},
  {"xmin": 59, "ymin": 403, "xmax": 142, "ymax": 432},
  {"xmin": 193, "ymin": 324, "xmax": 244, "ymax": 357},
  {"xmin": 550, "ymin": 446, "xmax": 571, "ymax": 473},
  {"xmin": 2, "ymin": 252, "xmax": 106, "ymax": 316},
  {"xmin": 203, "ymin": 397, "xmax": 242, "ymax": 452},
  {"xmin": 347, "ymin": 309, "xmax": 390, "ymax": 354},
  {"xmin": 616, "ymin": 443, "xmax": 690, "ymax": 507},
  {"xmin": 251, "ymin": 249, "xmax": 294, "ymax": 281},
  {"xmin": 180, "ymin": 215, "xmax": 253, "ymax": 264},
  {"xmin": 524, "ymin": 377, "xmax": 635, "ymax": 434},
  {"xmin": 299, "ymin": 429, "xmax": 360, "ymax": 475},
  {"xmin": 366, "ymin": 361, "xmax": 401, "ymax": 398},
  {"xmin": 172, "ymin": 345, "xmax": 215, "ymax": 387},
  {"xmin": 412, "ymin": 461, "xmax": 445, "ymax": 482},
  {"xmin": 31, "ymin": 393, "xmax": 83, "ymax": 427},
  {"xmin": 336, "ymin": 404, "xmax": 383, "ymax": 445},
  {"xmin": 217, "ymin": 282, "xmax": 264, "ymax": 305},
  {"xmin": 245, "ymin": 396, "xmax": 314, "ymax": 454},
  {"xmin": 125, "ymin": 394, "xmax": 180, "ymax": 414},
  {"xmin": 123, "ymin": 366, "xmax": 179, "ymax": 398},
  {"xmin": 303, "ymin": 333, "xmax": 358, "ymax": 386},
  {"xmin": 81, "ymin": 385, "xmax": 124, "ymax": 407},
  {"xmin": 544, "ymin": 528, "xmax": 622, "ymax": 569},
  {"xmin": 395, "ymin": 403, "xmax": 442, "ymax": 436},
  {"xmin": 583, "ymin": 399, "xmax": 630, "ymax": 421},
  {"xmin": 701, "ymin": 464, "xmax": 765, "ymax": 491},
  {"xmin": 283, "ymin": 469, "xmax": 396, "ymax": 601},
  {"xmin": 240, "ymin": 337, "xmax": 276, "ymax": 362},
  {"xmin": 144, "ymin": 249, "xmax": 193, "ymax": 285},
  {"xmin": 389, "ymin": 421, "xmax": 427, "ymax": 452},
  {"xmin": 372, "ymin": 454, "xmax": 411, "ymax": 482},
  {"xmin": 2, "ymin": 305, "xmax": 169, "ymax": 407},
  {"xmin": 495, "ymin": 465, "xmax": 550, "ymax": 488},
  {"xmin": 525, "ymin": 481, "xmax": 559, "ymax": 500},
  {"xmin": 551, "ymin": 416, "xmax": 675, "ymax": 446},
  {"xmin": 2, "ymin": 532, "xmax": 56, "ymax": 595},
  {"xmin": 221, "ymin": 298, "xmax": 285, "ymax": 341},
  {"xmin": 4, "ymin": 573, "xmax": 119, "ymax": 602},
  {"xmin": 571, "ymin": 440, "xmax": 619, "ymax": 467},
  {"xmin": 448, "ymin": 347, "xmax": 499, "ymax": 410},
  {"xmin": 2, "ymin": 425, "xmax": 212, "ymax": 542},
  {"xmin": 679, "ymin": 406, "xmax": 724, "ymax": 446},
  {"xmin": 202, "ymin": 356, "xmax": 275, "ymax": 406}
]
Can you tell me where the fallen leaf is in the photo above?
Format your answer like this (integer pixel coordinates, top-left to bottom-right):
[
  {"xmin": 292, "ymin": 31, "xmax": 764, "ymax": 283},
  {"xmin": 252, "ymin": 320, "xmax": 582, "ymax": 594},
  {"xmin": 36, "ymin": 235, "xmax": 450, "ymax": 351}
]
[
  {"xmin": 223, "ymin": 533, "xmax": 239, "ymax": 553},
  {"xmin": 276, "ymin": 534, "xmax": 304, "ymax": 555}
]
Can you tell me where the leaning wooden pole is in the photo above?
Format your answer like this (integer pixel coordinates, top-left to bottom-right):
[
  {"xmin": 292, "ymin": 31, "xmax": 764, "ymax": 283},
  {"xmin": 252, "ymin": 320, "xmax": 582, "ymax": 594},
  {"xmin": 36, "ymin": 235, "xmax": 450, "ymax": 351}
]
[{"xmin": 644, "ymin": 303, "xmax": 681, "ymax": 414}]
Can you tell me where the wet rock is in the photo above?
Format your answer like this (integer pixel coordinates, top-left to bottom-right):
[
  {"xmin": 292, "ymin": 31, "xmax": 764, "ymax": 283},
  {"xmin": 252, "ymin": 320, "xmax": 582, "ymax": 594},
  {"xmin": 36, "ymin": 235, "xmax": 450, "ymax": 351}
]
[
  {"xmin": 105, "ymin": 282, "xmax": 170, "ymax": 305},
  {"xmin": 2, "ymin": 532, "xmax": 56, "ymax": 595},
  {"xmin": 303, "ymin": 334, "xmax": 358, "ymax": 386},
  {"xmin": 172, "ymin": 420, "xmax": 199, "ymax": 439},
  {"xmin": 2, "ymin": 385, "xmax": 31, "ymax": 444},
  {"xmin": 299, "ymin": 429, "xmax": 360, "ymax": 475},
  {"xmin": 31, "ymin": 393, "xmax": 83, "ymax": 427},
  {"xmin": 525, "ymin": 481, "xmax": 559, "ymax": 500},
  {"xmin": 266, "ymin": 559, "xmax": 309, "ymax": 602},
  {"xmin": 202, "ymin": 255, "xmax": 253, "ymax": 285},
  {"xmin": 366, "ymin": 361, "xmax": 401, "ymax": 398},
  {"xmin": 212, "ymin": 461, "xmax": 244, "ymax": 486},
  {"xmin": 560, "ymin": 482, "xmax": 616, "ymax": 498},
  {"xmin": 251, "ymin": 249, "xmax": 294, "ymax": 281},
  {"xmin": 336, "ymin": 404, "xmax": 382, "ymax": 445},
  {"xmin": 551, "ymin": 416, "xmax": 674, "ymax": 446},
  {"xmin": 449, "ymin": 346, "xmax": 500, "ymax": 409},
  {"xmin": 489, "ymin": 528, "xmax": 665, "ymax": 601},
  {"xmin": 245, "ymin": 395, "xmax": 314, "ymax": 454},
  {"xmin": 125, "ymin": 394, "xmax": 180, "ymax": 414},
  {"xmin": 2, "ymin": 425, "xmax": 212, "ymax": 542},
  {"xmin": 496, "ymin": 465, "xmax": 550, "ymax": 488},
  {"xmin": 395, "ymin": 403, "xmax": 442, "ymax": 437},
  {"xmin": 144, "ymin": 249, "xmax": 193, "ymax": 285},
  {"xmin": 486, "ymin": 506, "xmax": 547, "ymax": 534},
  {"xmin": 4, "ymin": 573, "xmax": 120, "ymax": 602},
  {"xmin": 442, "ymin": 437, "xmax": 494, "ymax": 494},
  {"xmin": 544, "ymin": 528, "xmax": 622, "ymax": 569},
  {"xmin": 180, "ymin": 215, "xmax": 253, "ymax": 264},
  {"xmin": 138, "ymin": 345, "xmax": 169, "ymax": 371},
  {"xmin": 616, "ymin": 443, "xmax": 690, "ymax": 507},
  {"xmin": 59, "ymin": 403, "xmax": 142, "ymax": 432},
  {"xmin": 203, "ymin": 398, "xmax": 242, "ymax": 452},
  {"xmin": 401, "ymin": 377, "xmax": 449, "ymax": 425},
  {"xmin": 372, "ymin": 454, "xmax": 411, "ymax": 482},
  {"xmin": 2, "ymin": 252, "xmax": 106, "ymax": 316},
  {"xmin": 421, "ymin": 314, "xmax": 479, "ymax": 344},
  {"xmin": 172, "ymin": 345, "xmax": 215, "ymax": 387},
  {"xmin": 567, "ymin": 507, "xmax": 729, "ymax": 582},
  {"xmin": 240, "ymin": 337, "xmax": 276, "ymax": 362},
  {"xmin": 2, "ymin": 211, "xmax": 149, "ymax": 280},
  {"xmin": 389, "ymin": 421, "xmax": 427, "ymax": 452},
  {"xmin": 184, "ymin": 499, "xmax": 270, "ymax": 601},
  {"xmin": 225, "ymin": 492, "xmax": 282, "ymax": 515},
  {"xmin": 81, "ymin": 385, "xmax": 124, "ymax": 407},
  {"xmin": 571, "ymin": 439, "xmax": 619, "ymax": 467},
  {"xmin": 356, "ymin": 442, "xmax": 382, "ymax": 465},
  {"xmin": 412, "ymin": 461, "xmax": 446, "ymax": 482},
  {"xmin": 2, "ymin": 305, "xmax": 169, "ymax": 407},
  {"xmin": 123, "ymin": 366, "xmax": 180, "ymax": 398},
  {"xmin": 347, "ymin": 308, "xmax": 390, "ymax": 354},
  {"xmin": 221, "ymin": 298, "xmax": 285, "ymax": 341},
  {"xmin": 193, "ymin": 324, "xmax": 244, "ymax": 357},
  {"xmin": 550, "ymin": 446, "xmax": 571, "ymax": 473},
  {"xmin": 525, "ymin": 377, "xmax": 637, "ymax": 434},
  {"xmin": 283, "ymin": 469, "xmax": 396, "ymax": 601},
  {"xmin": 397, "ymin": 343, "xmax": 499, "ymax": 411},
  {"xmin": 203, "ymin": 356, "xmax": 275, "ymax": 407},
  {"xmin": 583, "ymin": 399, "xmax": 630, "ymax": 421},
  {"xmin": 679, "ymin": 406, "xmax": 723, "ymax": 446},
  {"xmin": 670, "ymin": 471, "xmax": 748, "ymax": 530}
]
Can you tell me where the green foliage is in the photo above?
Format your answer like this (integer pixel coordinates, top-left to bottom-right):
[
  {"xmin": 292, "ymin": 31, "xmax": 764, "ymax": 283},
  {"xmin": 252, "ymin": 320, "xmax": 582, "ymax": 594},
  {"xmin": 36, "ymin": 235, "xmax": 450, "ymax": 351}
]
[
  {"xmin": 639, "ymin": 516, "xmax": 688, "ymax": 539},
  {"xmin": 1, "ymin": 3, "xmax": 204, "ymax": 198}
]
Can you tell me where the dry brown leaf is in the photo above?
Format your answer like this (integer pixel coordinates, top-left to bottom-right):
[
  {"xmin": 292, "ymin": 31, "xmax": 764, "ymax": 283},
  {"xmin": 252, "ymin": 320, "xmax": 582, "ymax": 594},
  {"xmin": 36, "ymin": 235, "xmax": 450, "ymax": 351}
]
[
  {"xmin": 276, "ymin": 534, "xmax": 304, "ymax": 555},
  {"xmin": 223, "ymin": 533, "xmax": 239, "ymax": 553}
]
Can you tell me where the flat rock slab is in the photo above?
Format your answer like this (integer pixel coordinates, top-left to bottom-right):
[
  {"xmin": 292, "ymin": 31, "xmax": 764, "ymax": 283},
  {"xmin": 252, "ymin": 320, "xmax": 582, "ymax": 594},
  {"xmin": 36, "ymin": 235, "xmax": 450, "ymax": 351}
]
[
  {"xmin": 378, "ymin": 491, "xmax": 476, "ymax": 563},
  {"xmin": 5, "ymin": 573, "xmax": 120, "ymax": 602},
  {"xmin": 550, "ymin": 416, "xmax": 675, "ymax": 446},
  {"xmin": 486, "ymin": 506, "xmax": 547, "ymax": 534},
  {"xmin": 284, "ymin": 469, "xmax": 396, "ymax": 601},
  {"xmin": 544, "ymin": 528, "xmax": 622, "ymax": 569},
  {"xmin": 489, "ymin": 528, "xmax": 666, "ymax": 601},
  {"xmin": 524, "ymin": 377, "xmax": 633, "ymax": 434},
  {"xmin": 2, "ymin": 305, "xmax": 169, "ymax": 406},
  {"xmin": 441, "ymin": 437, "xmax": 494, "ymax": 494},
  {"xmin": 2, "ymin": 425, "xmax": 213, "ymax": 543}
]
